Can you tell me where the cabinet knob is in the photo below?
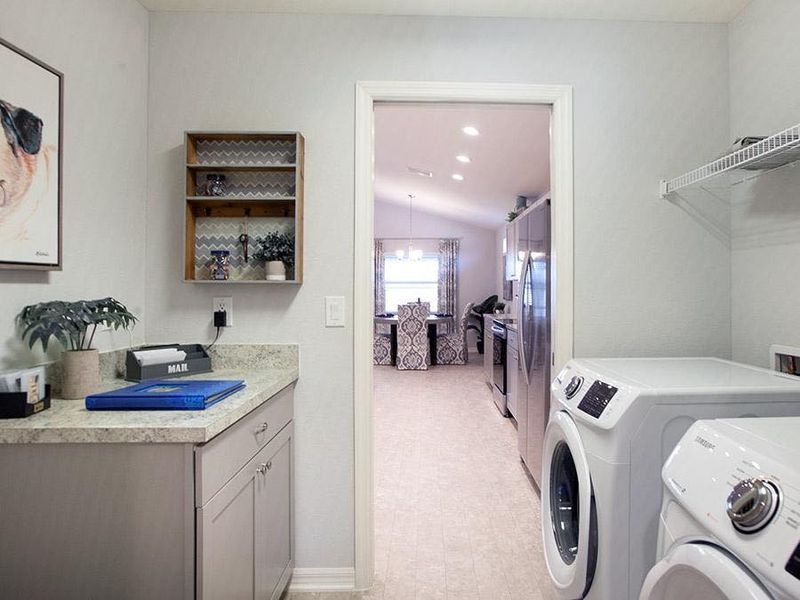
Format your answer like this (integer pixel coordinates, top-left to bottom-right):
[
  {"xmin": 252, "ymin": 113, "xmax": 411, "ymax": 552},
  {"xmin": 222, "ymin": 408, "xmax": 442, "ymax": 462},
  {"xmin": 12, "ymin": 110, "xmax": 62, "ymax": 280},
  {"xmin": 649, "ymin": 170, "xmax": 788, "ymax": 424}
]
[
  {"xmin": 256, "ymin": 463, "xmax": 268, "ymax": 475},
  {"xmin": 266, "ymin": 460, "xmax": 272, "ymax": 471},
  {"xmin": 255, "ymin": 422, "xmax": 269, "ymax": 434}
]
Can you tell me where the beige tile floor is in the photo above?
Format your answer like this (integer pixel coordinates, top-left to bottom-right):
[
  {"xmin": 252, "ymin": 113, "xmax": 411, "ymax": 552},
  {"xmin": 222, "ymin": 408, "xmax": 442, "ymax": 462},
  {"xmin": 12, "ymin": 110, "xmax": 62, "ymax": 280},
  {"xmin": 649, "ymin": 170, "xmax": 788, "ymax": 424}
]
[{"xmin": 286, "ymin": 356, "xmax": 556, "ymax": 600}]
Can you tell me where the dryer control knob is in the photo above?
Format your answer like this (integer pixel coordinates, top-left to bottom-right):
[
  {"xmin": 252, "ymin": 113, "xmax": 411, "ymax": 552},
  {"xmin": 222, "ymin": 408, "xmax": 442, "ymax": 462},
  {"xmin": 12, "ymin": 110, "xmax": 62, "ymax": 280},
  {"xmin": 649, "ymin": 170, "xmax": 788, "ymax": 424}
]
[{"xmin": 726, "ymin": 478, "xmax": 779, "ymax": 534}]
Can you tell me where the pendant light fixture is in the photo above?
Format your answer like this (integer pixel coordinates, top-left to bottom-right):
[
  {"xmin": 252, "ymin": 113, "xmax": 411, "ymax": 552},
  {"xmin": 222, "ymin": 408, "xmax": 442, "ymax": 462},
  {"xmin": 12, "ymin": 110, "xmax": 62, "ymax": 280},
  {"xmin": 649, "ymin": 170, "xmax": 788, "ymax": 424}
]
[{"xmin": 396, "ymin": 194, "xmax": 424, "ymax": 261}]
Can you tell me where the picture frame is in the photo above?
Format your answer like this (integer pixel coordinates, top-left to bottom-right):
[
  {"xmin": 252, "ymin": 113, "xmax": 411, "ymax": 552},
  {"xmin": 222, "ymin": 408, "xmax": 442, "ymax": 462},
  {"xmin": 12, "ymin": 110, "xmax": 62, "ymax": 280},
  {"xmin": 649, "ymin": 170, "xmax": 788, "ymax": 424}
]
[{"xmin": 0, "ymin": 37, "xmax": 63, "ymax": 271}]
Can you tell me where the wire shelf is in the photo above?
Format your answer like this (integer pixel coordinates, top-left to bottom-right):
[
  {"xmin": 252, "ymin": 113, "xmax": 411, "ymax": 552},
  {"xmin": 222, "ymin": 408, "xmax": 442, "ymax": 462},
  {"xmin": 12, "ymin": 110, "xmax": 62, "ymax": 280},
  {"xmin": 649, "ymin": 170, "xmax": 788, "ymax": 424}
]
[{"xmin": 661, "ymin": 122, "xmax": 800, "ymax": 198}]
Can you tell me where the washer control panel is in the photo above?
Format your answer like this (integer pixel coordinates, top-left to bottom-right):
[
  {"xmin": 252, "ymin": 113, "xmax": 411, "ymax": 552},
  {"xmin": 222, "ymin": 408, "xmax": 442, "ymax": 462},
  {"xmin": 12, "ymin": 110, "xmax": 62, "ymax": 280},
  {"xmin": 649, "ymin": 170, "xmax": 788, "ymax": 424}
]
[
  {"xmin": 551, "ymin": 360, "xmax": 637, "ymax": 429},
  {"xmin": 577, "ymin": 380, "xmax": 618, "ymax": 418}
]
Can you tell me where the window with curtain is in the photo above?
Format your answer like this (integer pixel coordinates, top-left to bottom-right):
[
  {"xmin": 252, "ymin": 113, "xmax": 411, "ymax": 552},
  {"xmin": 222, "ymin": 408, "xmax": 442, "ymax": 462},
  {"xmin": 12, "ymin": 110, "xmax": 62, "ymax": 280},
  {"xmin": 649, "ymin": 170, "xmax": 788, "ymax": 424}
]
[{"xmin": 384, "ymin": 253, "xmax": 439, "ymax": 312}]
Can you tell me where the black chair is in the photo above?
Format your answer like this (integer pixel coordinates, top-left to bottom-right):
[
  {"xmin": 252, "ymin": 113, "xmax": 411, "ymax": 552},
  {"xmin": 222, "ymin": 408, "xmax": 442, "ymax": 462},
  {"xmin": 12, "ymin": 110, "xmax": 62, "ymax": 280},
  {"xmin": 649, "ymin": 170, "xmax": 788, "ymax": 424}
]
[{"xmin": 467, "ymin": 295, "xmax": 498, "ymax": 354}]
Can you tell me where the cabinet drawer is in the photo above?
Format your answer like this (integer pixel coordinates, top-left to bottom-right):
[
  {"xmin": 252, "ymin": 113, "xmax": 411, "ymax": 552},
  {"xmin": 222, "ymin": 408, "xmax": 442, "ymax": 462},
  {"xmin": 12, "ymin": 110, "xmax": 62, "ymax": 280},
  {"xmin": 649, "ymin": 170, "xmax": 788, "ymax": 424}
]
[{"xmin": 195, "ymin": 384, "xmax": 293, "ymax": 506}]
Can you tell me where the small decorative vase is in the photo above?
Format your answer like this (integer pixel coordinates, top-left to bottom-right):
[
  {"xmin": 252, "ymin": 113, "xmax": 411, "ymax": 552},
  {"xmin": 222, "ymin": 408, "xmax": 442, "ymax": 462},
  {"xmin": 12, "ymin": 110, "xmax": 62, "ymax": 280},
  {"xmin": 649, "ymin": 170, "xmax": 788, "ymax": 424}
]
[
  {"xmin": 265, "ymin": 260, "xmax": 286, "ymax": 281},
  {"xmin": 61, "ymin": 349, "xmax": 99, "ymax": 400},
  {"xmin": 211, "ymin": 250, "xmax": 231, "ymax": 280}
]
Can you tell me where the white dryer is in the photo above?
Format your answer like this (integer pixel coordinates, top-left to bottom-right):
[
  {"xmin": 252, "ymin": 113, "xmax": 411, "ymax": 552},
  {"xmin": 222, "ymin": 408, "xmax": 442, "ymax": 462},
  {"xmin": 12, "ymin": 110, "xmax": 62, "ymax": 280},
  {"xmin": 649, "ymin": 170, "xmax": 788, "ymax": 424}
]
[
  {"xmin": 542, "ymin": 358, "xmax": 800, "ymax": 600},
  {"xmin": 640, "ymin": 417, "xmax": 800, "ymax": 600}
]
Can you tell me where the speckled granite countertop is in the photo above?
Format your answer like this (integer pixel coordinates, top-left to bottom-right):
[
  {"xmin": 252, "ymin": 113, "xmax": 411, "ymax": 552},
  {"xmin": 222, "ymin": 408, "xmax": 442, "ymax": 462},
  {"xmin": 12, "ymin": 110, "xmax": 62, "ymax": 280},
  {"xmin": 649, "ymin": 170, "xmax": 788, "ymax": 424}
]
[{"xmin": 0, "ymin": 344, "xmax": 298, "ymax": 445}]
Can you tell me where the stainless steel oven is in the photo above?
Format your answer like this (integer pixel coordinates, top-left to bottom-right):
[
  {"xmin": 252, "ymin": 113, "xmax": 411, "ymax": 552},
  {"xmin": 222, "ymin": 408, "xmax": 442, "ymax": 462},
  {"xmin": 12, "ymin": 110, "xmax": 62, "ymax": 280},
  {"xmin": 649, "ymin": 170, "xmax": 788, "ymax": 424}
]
[{"xmin": 491, "ymin": 320, "xmax": 508, "ymax": 415}]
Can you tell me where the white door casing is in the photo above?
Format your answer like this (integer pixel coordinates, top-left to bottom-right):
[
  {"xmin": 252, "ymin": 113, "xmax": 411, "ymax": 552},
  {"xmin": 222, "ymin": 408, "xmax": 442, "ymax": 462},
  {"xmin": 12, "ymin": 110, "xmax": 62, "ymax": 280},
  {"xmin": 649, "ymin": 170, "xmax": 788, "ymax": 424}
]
[{"xmin": 354, "ymin": 81, "xmax": 575, "ymax": 590}]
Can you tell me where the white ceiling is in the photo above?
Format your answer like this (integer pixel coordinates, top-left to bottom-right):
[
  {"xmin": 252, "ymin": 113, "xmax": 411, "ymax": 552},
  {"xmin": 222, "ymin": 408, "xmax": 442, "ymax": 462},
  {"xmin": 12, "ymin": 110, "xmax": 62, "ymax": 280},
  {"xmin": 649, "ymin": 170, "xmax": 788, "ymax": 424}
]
[
  {"xmin": 138, "ymin": 0, "xmax": 749, "ymax": 23},
  {"xmin": 375, "ymin": 103, "xmax": 551, "ymax": 228}
]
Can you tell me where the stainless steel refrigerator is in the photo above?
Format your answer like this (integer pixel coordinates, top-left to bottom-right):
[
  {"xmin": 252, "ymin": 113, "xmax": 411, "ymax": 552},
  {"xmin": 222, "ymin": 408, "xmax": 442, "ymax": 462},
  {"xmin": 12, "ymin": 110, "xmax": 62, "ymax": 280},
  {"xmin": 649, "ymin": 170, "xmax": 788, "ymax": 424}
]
[{"xmin": 515, "ymin": 198, "xmax": 551, "ymax": 490}]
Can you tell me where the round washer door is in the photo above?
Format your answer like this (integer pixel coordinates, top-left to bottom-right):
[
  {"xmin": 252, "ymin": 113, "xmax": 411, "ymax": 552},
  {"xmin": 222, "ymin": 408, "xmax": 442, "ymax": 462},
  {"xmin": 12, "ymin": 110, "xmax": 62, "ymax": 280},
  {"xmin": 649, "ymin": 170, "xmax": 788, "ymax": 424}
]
[
  {"xmin": 542, "ymin": 411, "xmax": 595, "ymax": 599},
  {"xmin": 639, "ymin": 543, "xmax": 772, "ymax": 600}
]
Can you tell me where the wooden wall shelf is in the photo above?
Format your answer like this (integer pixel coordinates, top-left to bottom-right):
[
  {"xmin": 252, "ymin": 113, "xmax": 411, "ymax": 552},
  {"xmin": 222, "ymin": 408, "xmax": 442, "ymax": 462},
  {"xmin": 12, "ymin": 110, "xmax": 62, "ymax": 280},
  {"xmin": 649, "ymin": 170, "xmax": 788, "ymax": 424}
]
[{"xmin": 183, "ymin": 131, "xmax": 304, "ymax": 283}]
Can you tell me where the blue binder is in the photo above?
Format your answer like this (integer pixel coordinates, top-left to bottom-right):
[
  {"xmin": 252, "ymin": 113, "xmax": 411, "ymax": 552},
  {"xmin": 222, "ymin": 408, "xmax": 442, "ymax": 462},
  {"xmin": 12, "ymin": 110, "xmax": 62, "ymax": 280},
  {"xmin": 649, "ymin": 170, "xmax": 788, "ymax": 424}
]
[{"xmin": 85, "ymin": 379, "xmax": 246, "ymax": 410}]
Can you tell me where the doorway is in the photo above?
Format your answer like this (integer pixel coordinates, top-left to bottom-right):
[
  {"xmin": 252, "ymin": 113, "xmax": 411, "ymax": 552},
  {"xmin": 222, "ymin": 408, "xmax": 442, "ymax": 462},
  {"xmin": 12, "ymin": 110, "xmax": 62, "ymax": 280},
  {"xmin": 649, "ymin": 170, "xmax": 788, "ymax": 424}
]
[{"xmin": 354, "ymin": 81, "xmax": 575, "ymax": 590}]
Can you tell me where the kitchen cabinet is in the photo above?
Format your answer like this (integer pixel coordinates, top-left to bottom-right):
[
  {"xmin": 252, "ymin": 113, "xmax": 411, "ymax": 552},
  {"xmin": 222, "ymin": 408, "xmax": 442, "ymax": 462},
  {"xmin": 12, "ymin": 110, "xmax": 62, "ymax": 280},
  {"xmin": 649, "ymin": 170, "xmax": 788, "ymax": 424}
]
[
  {"xmin": 506, "ymin": 326, "xmax": 519, "ymax": 420},
  {"xmin": 504, "ymin": 220, "xmax": 519, "ymax": 281}
]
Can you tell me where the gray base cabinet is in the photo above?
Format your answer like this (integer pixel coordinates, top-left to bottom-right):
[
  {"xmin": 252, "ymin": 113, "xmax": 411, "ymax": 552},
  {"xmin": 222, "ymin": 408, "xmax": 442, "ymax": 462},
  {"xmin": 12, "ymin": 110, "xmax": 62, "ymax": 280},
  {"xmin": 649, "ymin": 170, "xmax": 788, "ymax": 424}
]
[
  {"xmin": 0, "ymin": 385, "xmax": 295, "ymax": 600},
  {"xmin": 197, "ymin": 425, "xmax": 293, "ymax": 600}
]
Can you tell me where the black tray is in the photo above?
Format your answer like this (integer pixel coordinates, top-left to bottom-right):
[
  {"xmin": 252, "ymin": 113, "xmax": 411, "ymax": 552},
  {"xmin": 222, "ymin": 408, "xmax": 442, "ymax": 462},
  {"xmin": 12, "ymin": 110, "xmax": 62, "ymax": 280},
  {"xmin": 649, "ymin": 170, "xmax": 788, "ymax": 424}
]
[
  {"xmin": 126, "ymin": 344, "xmax": 212, "ymax": 382},
  {"xmin": 0, "ymin": 384, "xmax": 52, "ymax": 419}
]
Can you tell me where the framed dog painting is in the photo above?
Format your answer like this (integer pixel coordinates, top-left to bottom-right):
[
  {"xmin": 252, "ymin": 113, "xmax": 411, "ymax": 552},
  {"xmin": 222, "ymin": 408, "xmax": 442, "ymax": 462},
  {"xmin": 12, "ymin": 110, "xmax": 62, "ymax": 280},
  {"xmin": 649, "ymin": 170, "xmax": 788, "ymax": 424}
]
[{"xmin": 0, "ymin": 38, "xmax": 62, "ymax": 270}]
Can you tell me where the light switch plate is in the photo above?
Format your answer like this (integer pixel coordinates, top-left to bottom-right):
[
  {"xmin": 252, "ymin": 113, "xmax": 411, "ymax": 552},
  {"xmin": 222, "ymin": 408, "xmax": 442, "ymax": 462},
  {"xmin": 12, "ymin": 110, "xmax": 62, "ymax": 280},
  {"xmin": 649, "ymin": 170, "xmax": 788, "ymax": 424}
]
[
  {"xmin": 325, "ymin": 296, "xmax": 346, "ymax": 327},
  {"xmin": 213, "ymin": 297, "xmax": 233, "ymax": 326}
]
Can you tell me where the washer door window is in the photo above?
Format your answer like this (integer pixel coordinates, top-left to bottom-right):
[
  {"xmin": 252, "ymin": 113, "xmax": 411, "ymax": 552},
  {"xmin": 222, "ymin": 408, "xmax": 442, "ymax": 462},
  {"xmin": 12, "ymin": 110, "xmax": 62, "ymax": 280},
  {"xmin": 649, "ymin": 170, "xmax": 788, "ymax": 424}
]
[
  {"xmin": 542, "ymin": 411, "xmax": 597, "ymax": 599},
  {"xmin": 639, "ymin": 543, "xmax": 771, "ymax": 600}
]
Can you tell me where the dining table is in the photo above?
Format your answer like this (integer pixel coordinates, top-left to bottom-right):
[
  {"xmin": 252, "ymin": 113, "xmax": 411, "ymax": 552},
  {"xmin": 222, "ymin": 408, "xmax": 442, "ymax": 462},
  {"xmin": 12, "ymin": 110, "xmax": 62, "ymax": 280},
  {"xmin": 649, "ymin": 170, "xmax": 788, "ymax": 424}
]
[{"xmin": 374, "ymin": 313, "xmax": 454, "ymax": 366}]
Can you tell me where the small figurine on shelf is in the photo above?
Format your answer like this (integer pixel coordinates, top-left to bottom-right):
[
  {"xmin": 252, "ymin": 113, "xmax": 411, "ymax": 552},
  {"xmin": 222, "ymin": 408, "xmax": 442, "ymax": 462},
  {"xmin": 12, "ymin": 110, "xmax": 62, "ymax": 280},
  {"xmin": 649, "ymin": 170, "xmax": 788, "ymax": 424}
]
[
  {"xmin": 204, "ymin": 174, "xmax": 227, "ymax": 196},
  {"xmin": 210, "ymin": 249, "xmax": 231, "ymax": 280}
]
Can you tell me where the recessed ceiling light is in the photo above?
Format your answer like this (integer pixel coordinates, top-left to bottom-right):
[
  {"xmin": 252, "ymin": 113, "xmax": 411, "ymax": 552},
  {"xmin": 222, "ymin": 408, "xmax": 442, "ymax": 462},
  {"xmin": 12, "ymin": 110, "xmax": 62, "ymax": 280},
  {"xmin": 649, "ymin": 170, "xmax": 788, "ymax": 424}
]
[
  {"xmin": 456, "ymin": 155, "xmax": 471, "ymax": 163},
  {"xmin": 451, "ymin": 174, "xmax": 464, "ymax": 181},
  {"xmin": 462, "ymin": 126, "xmax": 479, "ymax": 136}
]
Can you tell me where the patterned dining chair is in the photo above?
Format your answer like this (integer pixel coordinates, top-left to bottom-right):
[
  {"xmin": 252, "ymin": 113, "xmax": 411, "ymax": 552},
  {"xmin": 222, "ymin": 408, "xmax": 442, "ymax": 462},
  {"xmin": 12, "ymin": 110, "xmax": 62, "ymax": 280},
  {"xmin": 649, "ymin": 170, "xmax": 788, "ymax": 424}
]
[
  {"xmin": 396, "ymin": 302, "xmax": 431, "ymax": 370},
  {"xmin": 373, "ymin": 331, "xmax": 392, "ymax": 365},
  {"xmin": 435, "ymin": 302, "xmax": 475, "ymax": 365}
]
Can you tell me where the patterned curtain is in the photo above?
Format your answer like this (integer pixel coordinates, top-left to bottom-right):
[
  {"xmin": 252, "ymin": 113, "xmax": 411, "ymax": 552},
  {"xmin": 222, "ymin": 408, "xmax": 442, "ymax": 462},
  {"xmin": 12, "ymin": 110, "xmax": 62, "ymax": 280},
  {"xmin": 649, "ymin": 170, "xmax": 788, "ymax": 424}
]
[
  {"xmin": 438, "ymin": 239, "xmax": 459, "ymax": 333},
  {"xmin": 374, "ymin": 239, "xmax": 386, "ymax": 315}
]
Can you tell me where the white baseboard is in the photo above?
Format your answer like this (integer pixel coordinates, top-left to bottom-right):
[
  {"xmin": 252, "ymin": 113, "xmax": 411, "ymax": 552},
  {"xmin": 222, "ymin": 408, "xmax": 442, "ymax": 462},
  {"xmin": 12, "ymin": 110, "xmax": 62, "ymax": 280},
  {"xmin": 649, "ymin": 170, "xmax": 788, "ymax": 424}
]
[{"xmin": 288, "ymin": 567, "xmax": 356, "ymax": 592}]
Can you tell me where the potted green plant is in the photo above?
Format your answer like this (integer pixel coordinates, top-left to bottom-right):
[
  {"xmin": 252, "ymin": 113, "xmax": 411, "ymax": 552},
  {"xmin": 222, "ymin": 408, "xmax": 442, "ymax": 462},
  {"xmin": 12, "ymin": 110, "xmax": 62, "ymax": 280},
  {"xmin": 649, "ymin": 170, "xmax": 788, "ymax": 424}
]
[
  {"xmin": 253, "ymin": 231, "xmax": 295, "ymax": 281},
  {"xmin": 16, "ymin": 297, "xmax": 137, "ymax": 399}
]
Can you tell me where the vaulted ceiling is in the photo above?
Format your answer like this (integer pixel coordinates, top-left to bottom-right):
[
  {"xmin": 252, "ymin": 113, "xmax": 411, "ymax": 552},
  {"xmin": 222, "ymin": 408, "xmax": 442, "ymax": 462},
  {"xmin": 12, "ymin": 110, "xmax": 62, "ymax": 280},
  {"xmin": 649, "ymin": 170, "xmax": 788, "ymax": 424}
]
[
  {"xmin": 375, "ymin": 103, "xmax": 551, "ymax": 228},
  {"xmin": 138, "ymin": 0, "xmax": 749, "ymax": 23}
]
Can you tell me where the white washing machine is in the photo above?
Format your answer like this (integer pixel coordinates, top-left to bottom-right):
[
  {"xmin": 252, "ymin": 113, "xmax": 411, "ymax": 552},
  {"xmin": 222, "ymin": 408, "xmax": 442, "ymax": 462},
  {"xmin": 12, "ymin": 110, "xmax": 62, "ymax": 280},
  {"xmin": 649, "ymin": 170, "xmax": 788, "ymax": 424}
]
[
  {"xmin": 542, "ymin": 357, "xmax": 800, "ymax": 600},
  {"xmin": 640, "ymin": 417, "xmax": 800, "ymax": 600}
]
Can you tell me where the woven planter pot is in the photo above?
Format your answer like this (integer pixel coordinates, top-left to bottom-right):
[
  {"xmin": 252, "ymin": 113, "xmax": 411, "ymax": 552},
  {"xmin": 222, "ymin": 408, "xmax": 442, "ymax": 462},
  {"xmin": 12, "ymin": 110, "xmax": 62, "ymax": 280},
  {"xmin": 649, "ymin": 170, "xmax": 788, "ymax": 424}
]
[{"xmin": 61, "ymin": 349, "xmax": 99, "ymax": 400}]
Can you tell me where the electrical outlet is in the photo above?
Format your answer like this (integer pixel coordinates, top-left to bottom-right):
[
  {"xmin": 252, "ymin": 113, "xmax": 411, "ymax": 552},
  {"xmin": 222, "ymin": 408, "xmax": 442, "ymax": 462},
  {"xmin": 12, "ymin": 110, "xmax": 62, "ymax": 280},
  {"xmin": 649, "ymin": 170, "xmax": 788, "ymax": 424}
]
[{"xmin": 213, "ymin": 297, "xmax": 233, "ymax": 327}]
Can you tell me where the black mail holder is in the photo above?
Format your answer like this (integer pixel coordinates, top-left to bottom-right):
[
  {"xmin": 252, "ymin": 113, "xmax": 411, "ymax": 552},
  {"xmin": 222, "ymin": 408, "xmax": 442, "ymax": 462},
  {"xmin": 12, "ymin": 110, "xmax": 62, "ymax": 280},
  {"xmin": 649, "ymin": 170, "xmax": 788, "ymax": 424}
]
[{"xmin": 125, "ymin": 344, "xmax": 212, "ymax": 382}]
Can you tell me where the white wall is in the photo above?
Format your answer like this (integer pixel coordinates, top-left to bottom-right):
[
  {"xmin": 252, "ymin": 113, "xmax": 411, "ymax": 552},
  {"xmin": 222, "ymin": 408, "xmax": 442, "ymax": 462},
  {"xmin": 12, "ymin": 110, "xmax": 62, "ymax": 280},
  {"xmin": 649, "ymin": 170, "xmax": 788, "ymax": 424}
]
[
  {"xmin": 0, "ymin": 0, "xmax": 149, "ymax": 367},
  {"xmin": 729, "ymin": 0, "xmax": 800, "ymax": 367},
  {"xmin": 147, "ymin": 12, "xmax": 731, "ymax": 569},
  {"xmin": 374, "ymin": 198, "xmax": 497, "ymax": 328}
]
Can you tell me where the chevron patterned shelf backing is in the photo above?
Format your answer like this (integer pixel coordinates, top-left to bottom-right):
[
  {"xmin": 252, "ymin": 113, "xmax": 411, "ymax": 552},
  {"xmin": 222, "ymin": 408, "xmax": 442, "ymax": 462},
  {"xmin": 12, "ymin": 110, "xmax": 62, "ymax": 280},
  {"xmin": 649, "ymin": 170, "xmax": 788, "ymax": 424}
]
[
  {"xmin": 192, "ymin": 171, "xmax": 296, "ymax": 199},
  {"xmin": 195, "ymin": 139, "xmax": 296, "ymax": 166},
  {"xmin": 194, "ymin": 217, "xmax": 295, "ymax": 281}
]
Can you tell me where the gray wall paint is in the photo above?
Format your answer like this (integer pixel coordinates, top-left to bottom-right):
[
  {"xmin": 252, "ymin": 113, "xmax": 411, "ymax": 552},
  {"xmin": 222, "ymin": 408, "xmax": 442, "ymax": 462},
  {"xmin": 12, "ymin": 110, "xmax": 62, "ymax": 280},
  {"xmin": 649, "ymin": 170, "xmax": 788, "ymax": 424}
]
[
  {"xmin": 374, "ymin": 199, "xmax": 497, "ymax": 326},
  {"xmin": 0, "ymin": 0, "xmax": 149, "ymax": 367},
  {"xmin": 147, "ymin": 12, "xmax": 731, "ymax": 568},
  {"xmin": 729, "ymin": 0, "xmax": 800, "ymax": 367}
]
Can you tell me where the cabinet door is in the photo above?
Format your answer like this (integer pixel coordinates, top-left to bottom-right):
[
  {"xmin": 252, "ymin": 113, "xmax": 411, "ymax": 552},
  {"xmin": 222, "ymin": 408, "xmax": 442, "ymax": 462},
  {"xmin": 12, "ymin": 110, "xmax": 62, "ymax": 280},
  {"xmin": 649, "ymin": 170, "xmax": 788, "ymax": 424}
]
[
  {"xmin": 197, "ymin": 453, "xmax": 259, "ymax": 600},
  {"xmin": 504, "ymin": 222, "xmax": 518, "ymax": 281},
  {"xmin": 255, "ymin": 425, "xmax": 293, "ymax": 600}
]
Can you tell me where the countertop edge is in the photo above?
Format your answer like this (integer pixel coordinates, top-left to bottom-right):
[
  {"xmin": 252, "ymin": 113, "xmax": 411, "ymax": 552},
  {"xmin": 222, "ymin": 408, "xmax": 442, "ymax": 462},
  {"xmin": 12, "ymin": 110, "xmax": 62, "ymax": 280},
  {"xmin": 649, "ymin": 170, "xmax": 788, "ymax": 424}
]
[{"xmin": 0, "ymin": 369, "xmax": 299, "ymax": 445}]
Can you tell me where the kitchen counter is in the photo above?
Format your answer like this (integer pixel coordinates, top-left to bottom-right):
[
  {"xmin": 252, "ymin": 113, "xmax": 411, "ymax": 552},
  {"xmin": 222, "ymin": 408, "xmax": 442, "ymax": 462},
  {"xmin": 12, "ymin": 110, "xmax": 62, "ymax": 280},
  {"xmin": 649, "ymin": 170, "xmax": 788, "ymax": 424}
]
[
  {"xmin": 491, "ymin": 314, "xmax": 516, "ymax": 323},
  {"xmin": 0, "ymin": 344, "xmax": 298, "ymax": 444}
]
